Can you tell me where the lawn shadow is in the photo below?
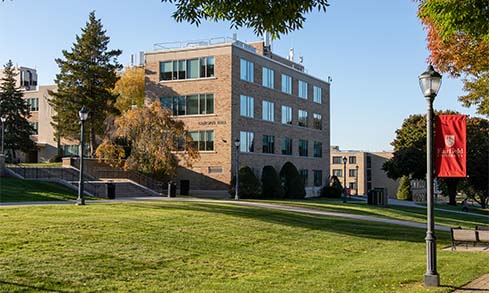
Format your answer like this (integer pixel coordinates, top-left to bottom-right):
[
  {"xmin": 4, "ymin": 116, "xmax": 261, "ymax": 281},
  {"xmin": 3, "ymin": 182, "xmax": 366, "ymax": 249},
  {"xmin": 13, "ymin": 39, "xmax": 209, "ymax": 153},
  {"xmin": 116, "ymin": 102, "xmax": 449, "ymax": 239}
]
[
  {"xmin": 0, "ymin": 280, "xmax": 70, "ymax": 292},
  {"xmin": 127, "ymin": 202, "xmax": 444, "ymax": 243}
]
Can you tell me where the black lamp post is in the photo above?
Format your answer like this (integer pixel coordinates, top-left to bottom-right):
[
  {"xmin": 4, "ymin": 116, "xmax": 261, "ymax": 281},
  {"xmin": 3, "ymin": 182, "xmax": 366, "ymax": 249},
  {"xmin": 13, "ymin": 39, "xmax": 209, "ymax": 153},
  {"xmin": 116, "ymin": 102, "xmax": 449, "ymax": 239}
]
[
  {"xmin": 342, "ymin": 156, "xmax": 347, "ymax": 203},
  {"xmin": 77, "ymin": 106, "xmax": 89, "ymax": 205},
  {"xmin": 0, "ymin": 116, "xmax": 6, "ymax": 155},
  {"xmin": 355, "ymin": 165, "xmax": 359, "ymax": 196},
  {"xmin": 419, "ymin": 65, "xmax": 442, "ymax": 287},
  {"xmin": 234, "ymin": 138, "xmax": 240, "ymax": 200}
]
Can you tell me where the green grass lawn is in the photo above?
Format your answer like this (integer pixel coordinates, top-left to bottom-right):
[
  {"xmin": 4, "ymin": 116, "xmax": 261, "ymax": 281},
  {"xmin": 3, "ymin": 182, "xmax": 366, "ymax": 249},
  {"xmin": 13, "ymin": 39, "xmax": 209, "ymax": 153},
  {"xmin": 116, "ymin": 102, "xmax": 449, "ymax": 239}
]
[
  {"xmin": 1, "ymin": 201, "xmax": 488, "ymax": 292},
  {"xmin": 0, "ymin": 177, "xmax": 86, "ymax": 202},
  {"xmin": 253, "ymin": 198, "xmax": 489, "ymax": 230}
]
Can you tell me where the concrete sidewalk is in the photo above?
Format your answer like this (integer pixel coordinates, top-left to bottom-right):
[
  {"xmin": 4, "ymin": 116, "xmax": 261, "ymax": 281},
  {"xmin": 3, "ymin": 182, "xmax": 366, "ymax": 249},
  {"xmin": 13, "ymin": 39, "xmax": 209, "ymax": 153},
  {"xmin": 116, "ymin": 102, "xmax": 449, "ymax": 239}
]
[{"xmin": 452, "ymin": 274, "xmax": 489, "ymax": 293}]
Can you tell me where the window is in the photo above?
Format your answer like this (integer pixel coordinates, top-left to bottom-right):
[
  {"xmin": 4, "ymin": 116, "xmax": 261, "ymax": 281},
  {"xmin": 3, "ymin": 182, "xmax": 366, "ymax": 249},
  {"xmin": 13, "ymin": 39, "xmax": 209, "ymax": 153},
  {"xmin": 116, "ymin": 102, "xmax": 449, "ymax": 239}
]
[
  {"xmin": 27, "ymin": 98, "xmax": 39, "ymax": 111},
  {"xmin": 160, "ymin": 56, "xmax": 214, "ymax": 81},
  {"xmin": 298, "ymin": 110, "xmax": 308, "ymax": 127},
  {"xmin": 281, "ymin": 74, "xmax": 292, "ymax": 94},
  {"xmin": 313, "ymin": 142, "xmax": 322, "ymax": 158},
  {"xmin": 313, "ymin": 113, "xmax": 322, "ymax": 130},
  {"xmin": 300, "ymin": 169, "xmax": 309, "ymax": 186},
  {"xmin": 367, "ymin": 182, "xmax": 372, "ymax": 191},
  {"xmin": 189, "ymin": 130, "xmax": 214, "ymax": 151},
  {"xmin": 332, "ymin": 169, "xmax": 343, "ymax": 177},
  {"xmin": 160, "ymin": 94, "xmax": 214, "ymax": 116},
  {"xmin": 240, "ymin": 131, "xmax": 254, "ymax": 152},
  {"xmin": 349, "ymin": 182, "xmax": 357, "ymax": 190},
  {"xmin": 313, "ymin": 86, "xmax": 322, "ymax": 104},
  {"xmin": 367, "ymin": 156, "xmax": 372, "ymax": 168},
  {"xmin": 367, "ymin": 169, "xmax": 372, "ymax": 181},
  {"xmin": 349, "ymin": 169, "xmax": 358, "ymax": 177},
  {"xmin": 313, "ymin": 170, "xmax": 323, "ymax": 187},
  {"xmin": 299, "ymin": 139, "xmax": 308, "ymax": 157},
  {"xmin": 240, "ymin": 95, "xmax": 254, "ymax": 118},
  {"xmin": 281, "ymin": 137, "xmax": 293, "ymax": 155},
  {"xmin": 240, "ymin": 58, "xmax": 254, "ymax": 82},
  {"xmin": 298, "ymin": 80, "xmax": 308, "ymax": 99},
  {"xmin": 332, "ymin": 156, "xmax": 343, "ymax": 164},
  {"xmin": 262, "ymin": 67, "xmax": 274, "ymax": 89},
  {"xmin": 262, "ymin": 100, "xmax": 274, "ymax": 122},
  {"xmin": 208, "ymin": 166, "xmax": 223, "ymax": 174},
  {"xmin": 349, "ymin": 156, "xmax": 357, "ymax": 164},
  {"xmin": 281, "ymin": 105, "xmax": 292, "ymax": 125},
  {"xmin": 30, "ymin": 122, "xmax": 38, "ymax": 135},
  {"xmin": 262, "ymin": 135, "xmax": 275, "ymax": 154}
]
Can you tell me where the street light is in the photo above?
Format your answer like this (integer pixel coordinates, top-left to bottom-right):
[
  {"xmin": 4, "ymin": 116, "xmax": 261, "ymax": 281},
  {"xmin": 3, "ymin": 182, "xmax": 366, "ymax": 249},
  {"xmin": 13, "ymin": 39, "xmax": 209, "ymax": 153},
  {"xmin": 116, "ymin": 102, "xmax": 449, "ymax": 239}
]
[
  {"xmin": 419, "ymin": 64, "xmax": 442, "ymax": 287},
  {"xmin": 355, "ymin": 165, "xmax": 359, "ymax": 196},
  {"xmin": 342, "ymin": 156, "xmax": 347, "ymax": 203},
  {"xmin": 234, "ymin": 138, "xmax": 240, "ymax": 200},
  {"xmin": 0, "ymin": 116, "xmax": 6, "ymax": 155},
  {"xmin": 77, "ymin": 106, "xmax": 89, "ymax": 205}
]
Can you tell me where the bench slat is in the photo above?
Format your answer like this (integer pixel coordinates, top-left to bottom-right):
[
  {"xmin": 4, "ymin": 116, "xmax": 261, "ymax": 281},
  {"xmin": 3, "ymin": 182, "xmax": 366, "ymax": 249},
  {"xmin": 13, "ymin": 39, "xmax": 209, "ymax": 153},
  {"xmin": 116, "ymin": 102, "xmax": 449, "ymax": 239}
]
[
  {"xmin": 477, "ymin": 230, "xmax": 489, "ymax": 243},
  {"xmin": 452, "ymin": 229, "xmax": 477, "ymax": 242}
]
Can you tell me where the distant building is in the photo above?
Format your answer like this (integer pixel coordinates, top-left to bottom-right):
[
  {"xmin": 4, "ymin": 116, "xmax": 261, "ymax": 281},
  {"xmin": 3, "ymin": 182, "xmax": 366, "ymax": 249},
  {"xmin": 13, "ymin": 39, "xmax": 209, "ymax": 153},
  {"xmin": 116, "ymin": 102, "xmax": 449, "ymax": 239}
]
[
  {"xmin": 330, "ymin": 146, "xmax": 399, "ymax": 198},
  {"xmin": 145, "ymin": 37, "xmax": 331, "ymax": 194},
  {"xmin": 0, "ymin": 65, "xmax": 38, "ymax": 91}
]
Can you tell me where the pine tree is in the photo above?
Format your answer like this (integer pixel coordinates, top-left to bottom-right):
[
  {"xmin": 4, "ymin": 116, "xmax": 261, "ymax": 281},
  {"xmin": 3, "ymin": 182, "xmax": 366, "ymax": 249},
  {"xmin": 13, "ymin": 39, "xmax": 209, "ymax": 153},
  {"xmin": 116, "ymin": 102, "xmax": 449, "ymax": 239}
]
[
  {"xmin": 0, "ymin": 60, "xmax": 35, "ymax": 158},
  {"xmin": 396, "ymin": 175, "xmax": 413, "ymax": 201},
  {"xmin": 49, "ymin": 11, "xmax": 122, "ymax": 155}
]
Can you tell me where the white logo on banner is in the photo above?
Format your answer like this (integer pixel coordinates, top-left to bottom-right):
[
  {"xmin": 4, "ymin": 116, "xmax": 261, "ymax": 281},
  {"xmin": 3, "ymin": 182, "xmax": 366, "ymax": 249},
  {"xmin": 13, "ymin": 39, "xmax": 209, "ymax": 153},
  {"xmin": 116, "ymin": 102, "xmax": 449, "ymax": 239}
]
[{"xmin": 444, "ymin": 135, "xmax": 455, "ymax": 147}]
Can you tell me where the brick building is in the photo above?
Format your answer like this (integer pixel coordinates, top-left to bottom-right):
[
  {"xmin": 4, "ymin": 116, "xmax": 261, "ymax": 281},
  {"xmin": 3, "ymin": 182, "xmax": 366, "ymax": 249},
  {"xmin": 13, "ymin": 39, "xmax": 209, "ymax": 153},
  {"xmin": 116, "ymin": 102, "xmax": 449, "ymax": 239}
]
[{"xmin": 145, "ymin": 37, "xmax": 331, "ymax": 194}]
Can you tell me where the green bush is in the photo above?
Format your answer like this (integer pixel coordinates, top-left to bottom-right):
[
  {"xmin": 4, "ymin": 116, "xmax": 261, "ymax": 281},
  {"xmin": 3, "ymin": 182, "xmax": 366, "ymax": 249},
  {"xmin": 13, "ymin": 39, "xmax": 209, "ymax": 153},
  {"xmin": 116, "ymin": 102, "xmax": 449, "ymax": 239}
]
[
  {"xmin": 261, "ymin": 165, "xmax": 284, "ymax": 198},
  {"xmin": 279, "ymin": 162, "xmax": 305, "ymax": 199},
  {"xmin": 320, "ymin": 175, "xmax": 343, "ymax": 198},
  {"xmin": 397, "ymin": 175, "xmax": 412, "ymax": 200},
  {"xmin": 49, "ymin": 154, "xmax": 63, "ymax": 163},
  {"xmin": 229, "ymin": 166, "xmax": 261, "ymax": 198}
]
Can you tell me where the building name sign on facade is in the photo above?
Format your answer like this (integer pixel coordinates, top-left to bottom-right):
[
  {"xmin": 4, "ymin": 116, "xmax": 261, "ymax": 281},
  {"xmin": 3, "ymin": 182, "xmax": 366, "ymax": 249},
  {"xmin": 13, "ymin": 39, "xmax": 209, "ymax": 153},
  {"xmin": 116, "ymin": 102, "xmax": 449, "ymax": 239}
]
[{"xmin": 198, "ymin": 120, "xmax": 227, "ymax": 126}]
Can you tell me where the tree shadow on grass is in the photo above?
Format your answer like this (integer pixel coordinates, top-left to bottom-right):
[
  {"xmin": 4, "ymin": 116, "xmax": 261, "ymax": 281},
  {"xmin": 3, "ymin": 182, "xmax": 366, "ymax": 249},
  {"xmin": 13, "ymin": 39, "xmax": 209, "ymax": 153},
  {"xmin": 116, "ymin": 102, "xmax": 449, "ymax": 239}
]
[
  {"xmin": 0, "ymin": 280, "xmax": 70, "ymax": 292},
  {"xmin": 126, "ymin": 202, "xmax": 450, "ymax": 243}
]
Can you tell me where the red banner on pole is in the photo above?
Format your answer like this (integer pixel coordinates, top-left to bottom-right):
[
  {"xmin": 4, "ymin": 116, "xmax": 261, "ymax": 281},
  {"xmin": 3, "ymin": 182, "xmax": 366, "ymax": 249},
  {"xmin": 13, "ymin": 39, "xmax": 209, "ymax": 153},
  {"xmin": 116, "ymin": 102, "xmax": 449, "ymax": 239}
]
[{"xmin": 435, "ymin": 115, "xmax": 466, "ymax": 178}]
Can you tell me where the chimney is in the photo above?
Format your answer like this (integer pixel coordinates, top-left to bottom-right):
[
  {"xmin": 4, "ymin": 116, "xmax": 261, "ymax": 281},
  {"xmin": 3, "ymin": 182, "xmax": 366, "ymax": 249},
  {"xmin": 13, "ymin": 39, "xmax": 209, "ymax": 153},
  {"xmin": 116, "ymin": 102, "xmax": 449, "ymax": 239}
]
[
  {"xmin": 139, "ymin": 51, "xmax": 145, "ymax": 66},
  {"xmin": 130, "ymin": 54, "xmax": 134, "ymax": 67},
  {"xmin": 288, "ymin": 48, "xmax": 294, "ymax": 62}
]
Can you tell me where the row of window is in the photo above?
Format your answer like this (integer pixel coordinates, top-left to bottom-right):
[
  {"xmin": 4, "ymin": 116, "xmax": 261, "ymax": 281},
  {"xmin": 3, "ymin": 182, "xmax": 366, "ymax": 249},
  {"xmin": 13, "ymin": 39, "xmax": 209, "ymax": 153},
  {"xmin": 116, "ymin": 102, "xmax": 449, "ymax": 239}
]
[
  {"xmin": 160, "ymin": 57, "xmax": 215, "ymax": 81},
  {"xmin": 240, "ymin": 131, "xmax": 322, "ymax": 157},
  {"xmin": 240, "ymin": 95, "xmax": 322, "ymax": 129},
  {"xmin": 160, "ymin": 94, "xmax": 214, "ymax": 116},
  {"xmin": 240, "ymin": 58, "xmax": 323, "ymax": 104},
  {"xmin": 332, "ymin": 155, "xmax": 357, "ymax": 164},
  {"xmin": 332, "ymin": 169, "xmax": 358, "ymax": 178},
  {"xmin": 26, "ymin": 98, "xmax": 39, "ymax": 111},
  {"xmin": 29, "ymin": 122, "xmax": 38, "ymax": 135},
  {"xmin": 299, "ymin": 169, "xmax": 323, "ymax": 187}
]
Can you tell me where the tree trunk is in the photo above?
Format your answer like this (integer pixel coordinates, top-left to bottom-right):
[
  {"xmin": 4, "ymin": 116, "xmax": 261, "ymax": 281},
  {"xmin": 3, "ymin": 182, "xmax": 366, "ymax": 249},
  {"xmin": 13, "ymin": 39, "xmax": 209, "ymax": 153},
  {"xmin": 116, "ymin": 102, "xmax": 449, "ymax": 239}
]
[{"xmin": 445, "ymin": 178, "xmax": 458, "ymax": 205}]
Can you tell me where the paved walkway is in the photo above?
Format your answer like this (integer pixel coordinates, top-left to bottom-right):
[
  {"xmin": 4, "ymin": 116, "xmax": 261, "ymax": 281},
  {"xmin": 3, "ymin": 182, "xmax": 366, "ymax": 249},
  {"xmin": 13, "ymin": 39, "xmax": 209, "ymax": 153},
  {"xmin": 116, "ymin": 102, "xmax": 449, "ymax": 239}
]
[{"xmin": 452, "ymin": 274, "xmax": 489, "ymax": 293}]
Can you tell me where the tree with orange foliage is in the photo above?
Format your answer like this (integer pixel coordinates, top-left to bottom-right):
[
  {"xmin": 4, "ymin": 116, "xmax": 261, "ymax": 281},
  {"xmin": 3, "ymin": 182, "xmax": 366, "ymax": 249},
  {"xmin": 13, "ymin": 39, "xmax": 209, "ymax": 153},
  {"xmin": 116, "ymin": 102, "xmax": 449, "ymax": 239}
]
[
  {"xmin": 96, "ymin": 101, "xmax": 199, "ymax": 180},
  {"xmin": 113, "ymin": 66, "xmax": 145, "ymax": 112},
  {"xmin": 417, "ymin": 0, "xmax": 489, "ymax": 116}
]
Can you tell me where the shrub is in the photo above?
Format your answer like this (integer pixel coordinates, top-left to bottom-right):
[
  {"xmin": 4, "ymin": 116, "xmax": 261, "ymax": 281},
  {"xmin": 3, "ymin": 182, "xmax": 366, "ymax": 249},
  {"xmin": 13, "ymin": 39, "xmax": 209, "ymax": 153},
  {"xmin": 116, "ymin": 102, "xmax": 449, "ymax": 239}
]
[
  {"xmin": 320, "ymin": 175, "xmax": 343, "ymax": 198},
  {"xmin": 261, "ymin": 165, "xmax": 284, "ymax": 198},
  {"xmin": 48, "ymin": 154, "xmax": 63, "ymax": 163},
  {"xmin": 229, "ymin": 166, "xmax": 261, "ymax": 198},
  {"xmin": 279, "ymin": 162, "xmax": 305, "ymax": 199},
  {"xmin": 397, "ymin": 175, "xmax": 412, "ymax": 200}
]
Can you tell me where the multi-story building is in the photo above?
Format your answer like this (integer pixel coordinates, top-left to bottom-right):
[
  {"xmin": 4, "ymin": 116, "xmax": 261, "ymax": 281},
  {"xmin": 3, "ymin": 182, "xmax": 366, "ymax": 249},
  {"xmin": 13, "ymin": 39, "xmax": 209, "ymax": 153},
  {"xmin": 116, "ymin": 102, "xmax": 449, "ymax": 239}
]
[
  {"xmin": 0, "ymin": 66, "xmax": 38, "ymax": 91},
  {"xmin": 145, "ymin": 37, "xmax": 331, "ymax": 194},
  {"xmin": 330, "ymin": 146, "xmax": 399, "ymax": 197}
]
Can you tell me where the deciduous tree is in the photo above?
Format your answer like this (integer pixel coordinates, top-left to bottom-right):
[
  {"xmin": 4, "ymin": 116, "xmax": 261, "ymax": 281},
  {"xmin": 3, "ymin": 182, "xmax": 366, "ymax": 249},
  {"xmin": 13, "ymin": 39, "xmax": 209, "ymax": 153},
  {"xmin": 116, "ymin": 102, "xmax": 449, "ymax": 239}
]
[
  {"xmin": 113, "ymin": 66, "xmax": 145, "ymax": 112},
  {"xmin": 50, "ymin": 11, "xmax": 122, "ymax": 154},
  {"xmin": 0, "ymin": 60, "xmax": 35, "ymax": 158}
]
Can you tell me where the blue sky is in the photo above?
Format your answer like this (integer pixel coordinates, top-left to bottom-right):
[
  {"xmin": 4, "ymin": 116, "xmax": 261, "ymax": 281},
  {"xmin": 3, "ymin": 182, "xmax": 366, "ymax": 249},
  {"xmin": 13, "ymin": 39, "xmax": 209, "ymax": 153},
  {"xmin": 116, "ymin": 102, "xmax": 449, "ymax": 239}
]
[{"xmin": 0, "ymin": 0, "xmax": 478, "ymax": 151}]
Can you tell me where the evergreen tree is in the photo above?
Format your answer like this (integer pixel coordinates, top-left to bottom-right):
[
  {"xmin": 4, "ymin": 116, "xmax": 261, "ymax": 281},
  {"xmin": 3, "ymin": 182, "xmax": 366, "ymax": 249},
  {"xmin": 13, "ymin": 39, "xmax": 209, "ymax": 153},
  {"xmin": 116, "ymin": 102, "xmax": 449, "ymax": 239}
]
[
  {"xmin": 0, "ymin": 60, "xmax": 35, "ymax": 158},
  {"xmin": 49, "ymin": 11, "xmax": 122, "ymax": 155},
  {"xmin": 396, "ymin": 175, "xmax": 412, "ymax": 201},
  {"xmin": 279, "ymin": 162, "xmax": 306, "ymax": 199},
  {"xmin": 261, "ymin": 165, "xmax": 284, "ymax": 198}
]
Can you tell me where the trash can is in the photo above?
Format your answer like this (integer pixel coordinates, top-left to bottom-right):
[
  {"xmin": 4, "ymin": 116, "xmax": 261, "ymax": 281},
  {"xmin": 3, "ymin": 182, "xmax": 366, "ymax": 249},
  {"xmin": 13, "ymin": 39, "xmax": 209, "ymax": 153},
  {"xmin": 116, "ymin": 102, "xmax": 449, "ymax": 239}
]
[
  {"xmin": 367, "ymin": 188, "xmax": 388, "ymax": 206},
  {"xmin": 180, "ymin": 180, "xmax": 190, "ymax": 196},
  {"xmin": 167, "ymin": 181, "xmax": 177, "ymax": 197},
  {"xmin": 106, "ymin": 182, "xmax": 116, "ymax": 199}
]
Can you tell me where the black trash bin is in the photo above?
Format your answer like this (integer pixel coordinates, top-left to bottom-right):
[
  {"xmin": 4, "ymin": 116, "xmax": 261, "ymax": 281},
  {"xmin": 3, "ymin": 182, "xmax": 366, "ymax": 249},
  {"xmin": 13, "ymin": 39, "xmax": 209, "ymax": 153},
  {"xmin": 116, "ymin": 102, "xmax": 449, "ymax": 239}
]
[
  {"xmin": 167, "ymin": 181, "xmax": 177, "ymax": 197},
  {"xmin": 106, "ymin": 182, "xmax": 116, "ymax": 199},
  {"xmin": 180, "ymin": 180, "xmax": 190, "ymax": 196}
]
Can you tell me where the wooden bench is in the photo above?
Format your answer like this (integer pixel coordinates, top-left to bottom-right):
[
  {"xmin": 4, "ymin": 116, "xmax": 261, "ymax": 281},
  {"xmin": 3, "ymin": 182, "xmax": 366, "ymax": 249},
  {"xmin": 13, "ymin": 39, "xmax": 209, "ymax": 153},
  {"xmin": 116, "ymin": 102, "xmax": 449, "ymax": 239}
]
[{"xmin": 451, "ymin": 227, "xmax": 489, "ymax": 250}]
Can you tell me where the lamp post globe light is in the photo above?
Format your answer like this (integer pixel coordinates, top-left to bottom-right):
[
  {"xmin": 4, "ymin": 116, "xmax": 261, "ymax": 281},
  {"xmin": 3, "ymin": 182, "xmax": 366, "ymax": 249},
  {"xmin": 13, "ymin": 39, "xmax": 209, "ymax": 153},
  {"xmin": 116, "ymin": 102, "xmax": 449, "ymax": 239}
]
[
  {"xmin": 234, "ymin": 138, "xmax": 240, "ymax": 200},
  {"xmin": 342, "ymin": 156, "xmax": 347, "ymax": 203},
  {"xmin": 0, "ymin": 116, "xmax": 6, "ymax": 155},
  {"xmin": 419, "ymin": 65, "xmax": 442, "ymax": 287},
  {"xmin": 77, "ymin": 106, "xmax": 89, "ymax": 206}
]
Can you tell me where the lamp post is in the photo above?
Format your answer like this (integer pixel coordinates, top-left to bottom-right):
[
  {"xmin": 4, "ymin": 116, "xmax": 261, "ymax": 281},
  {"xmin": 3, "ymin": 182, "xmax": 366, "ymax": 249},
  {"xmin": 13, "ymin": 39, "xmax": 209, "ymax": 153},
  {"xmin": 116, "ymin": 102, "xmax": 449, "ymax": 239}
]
[
  {"xmin": 342, "ymin": 156, "xmax": 347, "ymax": 203},
  {"xmin": 77, "ymin": 106, "xmax": 89, "ymax": 205},
  {"xmin": 234, "ymin": 138, "xmax": 240, "ymax": 200},
  {"xmin": 419, "ymin": 65, "xmax": 442, "ymax": 287},
  {"xmin": 355, "ymin": 165, "xmax": 359, "ymax": 196},
  {"xmin": 0, "ymin": 116, "xmax": 6, "ymax": 155}
]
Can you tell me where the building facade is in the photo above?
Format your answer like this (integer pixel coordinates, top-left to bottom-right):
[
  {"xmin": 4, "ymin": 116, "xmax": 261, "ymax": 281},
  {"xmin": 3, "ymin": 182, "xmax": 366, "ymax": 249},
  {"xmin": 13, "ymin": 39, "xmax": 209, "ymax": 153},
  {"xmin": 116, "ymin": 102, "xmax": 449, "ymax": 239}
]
[
  {"xmin": 145, "ymin": 38, "xmax": 331, "ymax": 193},
  {"xmin": 330, "ymin": 146, "xmax": 399, "ymax": 198}
]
